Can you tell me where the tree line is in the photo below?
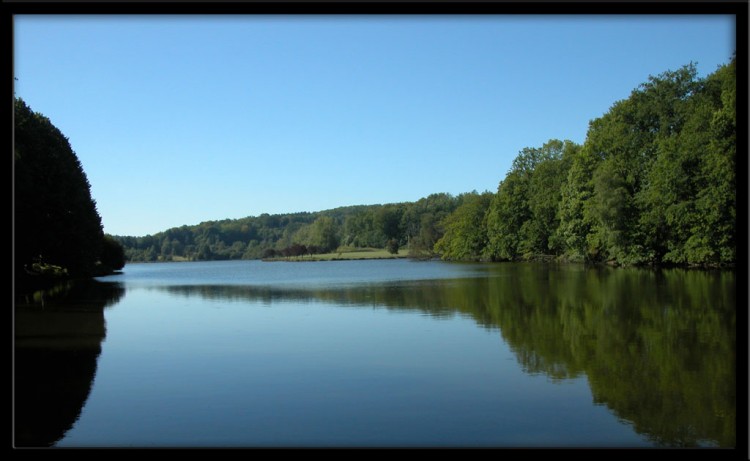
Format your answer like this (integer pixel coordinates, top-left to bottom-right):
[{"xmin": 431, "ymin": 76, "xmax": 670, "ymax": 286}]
[
  {"xmin": 115, "ymin": 57, "xmax": 735, "ymax": 267},
  {"xmin": 437, "ymin": 58, "xmax": 736, "ymax": 266},
  {"xmin": 114, "ymin": 193, "xmax": 470, "ymax": 262},
  {"xmin": 14, "ymin": 98, "xmax": 126, "ymax": 291}
]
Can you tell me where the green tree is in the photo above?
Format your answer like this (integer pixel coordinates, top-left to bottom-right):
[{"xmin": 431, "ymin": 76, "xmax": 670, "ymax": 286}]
[
  {"xmin": 343, "ymin": 211, "xmax": 383, "ymax": 248},
  {"xmin": 552, "ymin": 62, "xmax": 733, "ymax": 267},
  {"xmin": 555, "ymin": 143, "xmax": 603, "ymax": 262},
  {"xmin": 685, "ymin": 58, "xmax": 736, "ymax": 264},
  {"xmin": 15, "ymin": 98, "xmax": 105, "ymax": 284},
  {"xmin": 310, "ymin": 216, "xmax": 340, "ymax": 253},
  {"xmin": 522, "ymin": 140, "xmax": 577, "ymax": 257},
  {"xmin": 376, "ymin": 205, "xmax": 403, "ymax": 243},
  {"xmin": 401, "ymin": 193, "xmax": 458, "ymax": 258},
  {"xmin": 434, "ymin": 191, "xmax": 493, "ymax": 261},
  {"xmin": 588, "ymin": 64, "xmax": 705, "ymax": 265},
  {"xmin": 486, "ymin": 171, "xmax": 528, "ymax": 260},
  {"xmin": 486, "ymin": 140, "xmax": 574, "ymax": 261}
]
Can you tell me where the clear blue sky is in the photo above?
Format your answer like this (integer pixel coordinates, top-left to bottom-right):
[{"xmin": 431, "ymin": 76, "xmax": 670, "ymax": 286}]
[{"xmin": 14, "ymin": 15, "xmax": 735, "ymax": 237}]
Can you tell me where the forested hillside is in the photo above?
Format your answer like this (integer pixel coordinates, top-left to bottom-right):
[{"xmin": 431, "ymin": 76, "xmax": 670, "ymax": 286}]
[
  {"xmin": 116, "ymin": 57, "xmax": 736, "ymax": 267},
  {"xmin": 114, "ymin": 193, "xmax": 470, "ymax": 262}
]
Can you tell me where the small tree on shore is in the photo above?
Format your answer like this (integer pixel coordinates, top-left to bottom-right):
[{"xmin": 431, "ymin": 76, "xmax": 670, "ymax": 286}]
[{"xmin": 386, "ymin": 238, "xmax": 399, "ymax": 255}]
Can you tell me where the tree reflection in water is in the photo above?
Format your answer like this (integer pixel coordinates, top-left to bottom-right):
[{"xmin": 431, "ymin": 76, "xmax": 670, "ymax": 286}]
[
  {"xmin": 13, "ymin": 264, "xmax": 734, "ymax": 448},
  {"xmin": 161, "ymin": 264, "xmax": 735, "ymax": 447},
  {"xmin": 14, "ymin": 280, "xmax": 125, "ymax": 447}
]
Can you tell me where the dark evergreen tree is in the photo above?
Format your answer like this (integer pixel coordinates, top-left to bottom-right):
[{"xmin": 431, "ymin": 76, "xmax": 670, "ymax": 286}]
[
  {"xmin": 14, "ymin": 98, "xmax": 110, "ymax": 285},
  {"xmin": 100, "ymin": 235, "xmax": 126, "ymax": 272}
]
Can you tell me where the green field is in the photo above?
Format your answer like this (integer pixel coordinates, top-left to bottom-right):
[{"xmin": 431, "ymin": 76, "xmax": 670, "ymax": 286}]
[{"xmin": 264, "ymin": 247, "xmax": 409, "ymax": 262}]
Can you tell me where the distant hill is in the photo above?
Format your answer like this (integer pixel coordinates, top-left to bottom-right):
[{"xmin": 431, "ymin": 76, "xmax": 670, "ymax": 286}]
[{"xmin": 113, "ymin": 193, "xmax": 468, "ymax": 262}]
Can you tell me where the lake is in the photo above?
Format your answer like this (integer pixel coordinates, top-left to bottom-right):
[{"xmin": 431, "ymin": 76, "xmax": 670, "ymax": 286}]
[{"xmin": 14, "ymin": 259, "xmax": 736, "ymax": 448}]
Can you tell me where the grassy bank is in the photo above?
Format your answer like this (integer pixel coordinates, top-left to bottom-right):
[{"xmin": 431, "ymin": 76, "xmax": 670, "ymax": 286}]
[{"xmin": 264, "ymin": 247, "xmax": 409, "ymax": 262}]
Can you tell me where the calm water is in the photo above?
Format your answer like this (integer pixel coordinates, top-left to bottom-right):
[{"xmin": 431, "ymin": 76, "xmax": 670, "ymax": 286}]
[{"xmin": 14, "ymin": 260, "xmax": 736, "ymax": 448}]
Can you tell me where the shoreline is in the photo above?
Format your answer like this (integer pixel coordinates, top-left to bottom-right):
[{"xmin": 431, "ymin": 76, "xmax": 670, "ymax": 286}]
[{"xmin": 262, "ymin": 248, "xmax": 410, "ymax": 262}]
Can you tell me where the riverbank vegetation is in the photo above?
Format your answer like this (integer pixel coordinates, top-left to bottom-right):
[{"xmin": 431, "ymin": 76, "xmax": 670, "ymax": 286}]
[
  {"xmin": 263, "ymin": 246, "xmax": 409, "ymax": 262},
  {"xmin": 14, "ymin": 98, "xmax": 126, "ymax": 291},
  {"xmin": 111, "ymin": 56, "xmax": 735, "ymax": 268}
]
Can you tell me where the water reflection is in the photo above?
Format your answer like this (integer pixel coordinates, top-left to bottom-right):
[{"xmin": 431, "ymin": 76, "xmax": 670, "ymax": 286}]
[
  {"xmin": 14, "ymin": 280, "xmax": 125, "ymax": 447},
  {"xmin": 157, "ymin": 264, "xmax": 735, "ymax": 447}
]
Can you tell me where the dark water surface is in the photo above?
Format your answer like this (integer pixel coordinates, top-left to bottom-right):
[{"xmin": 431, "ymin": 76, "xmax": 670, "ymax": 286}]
[{"xmin": 14, "ymin": 260, "xmax": 736, "ymax": 448}]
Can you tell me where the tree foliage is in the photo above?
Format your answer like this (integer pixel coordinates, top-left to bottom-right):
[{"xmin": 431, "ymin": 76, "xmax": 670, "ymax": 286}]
[
  {"xmin": 14, "ymin": 98, "xmax": 126, "ymax": 287},
  {"xmin": 116, "ymin": 197, "xmax": 459, "ymax": 262},
  {"xmin": 113, "ymin": 58, "xmax": 735, "ymax": 268},
  {"xmin": 484, "ymin": 140, "xmax": 578, "ymax": 261},
  {"xmin": 100, "ymin": 235, "xmax": 126, "ymax": 271},
  {"xmin": 437, "ymin": 57, "xmax": 736, "ymax": 267},
  {"xmin": 435, "ymin": 191, "xmax": 493, "ymax": 261}
]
